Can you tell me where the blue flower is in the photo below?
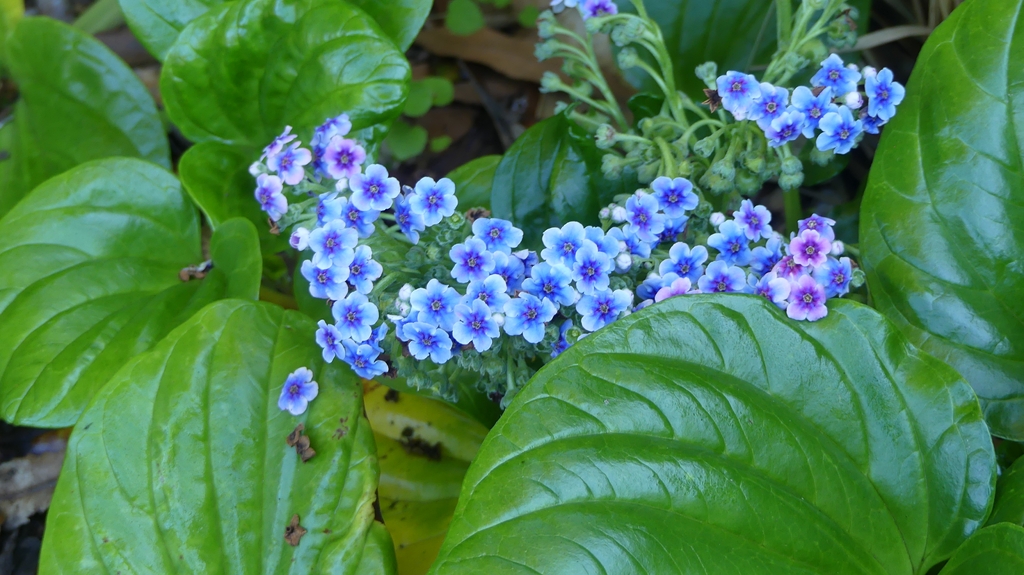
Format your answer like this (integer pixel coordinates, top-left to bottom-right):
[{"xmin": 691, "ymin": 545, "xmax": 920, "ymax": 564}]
[
  {"xmin": 650, "ymin": 176, "xmax": 698, "ymax": 219},
  {"xmin": 450, "ymin": 237, "xmax": 496, "ymax": 284},
  {"xmin": 277, "ymin": 367, "xmax": 318, "ymax": 415},
  {"xmin": 504, "ymin": 294, "xmax": 558, "ymax": 343},
  {"xmin": 707, "ymin": 220, "xmax": 752, "ymax": 266},
  {"xmin": 584, "ymin": 226, "xmax": 622, "ymax": 259},
  {"xmin": 773, "ymin": 255, "xmax": 807, "ymax": 281},
  {"xmin": 624, "ymin": 193, "xmax": 665, "ymax": 243},
  {"xmin": 571, "ymin": 243, "xmax": 613, "ymax": 295},
  {"xmin": 733, "ymin": 199, "xmax": 773, "ymax": 240},
  {"xmin": 341, "ymin": 340, "xmax": 388, "ymax": 379},
  {"xmin": 473, "ymin": 218, "xmax": 523, "ymax": 254},
  {"xmin": 491, "ymin": 252, "xmax": 526, "ymax": 292},
  {"xmin": 394, "ymin": 193, "xmax": 425, "ymax": 244},
  {"xmin": 811, "ymin": 54, "xmax": 861, "ymax": 97},
  {"xmin": 409, "ymin": 177, "xmax": 458, "ymax": 226},
  {"xmin": 301, "ymin": 259, "xmax": 349, "ymax": 300},
  {"xmin": 541, "ymin": 222, "xmax": 588, "ymax": 266},
  {"xmin": 394, "ymin": 312, "xmax": 421, "ymax": 342},
  {"xmin": 790, "ymin": 86, "xmax": 837, "ymax": 137},
  {"xmin": 311, "ymin": 114, "xmax": 351, "ymax": 152},
  {"xmin": 813, "ymin": 256, "xmax": 853, "ymax": 298},
  {"xmin": 716, "ymin": 71, "xmax": 762, "ymax": 120},
  {"xmin": 315, "ymin": 193, "xmax": 343, "ymax": 226},
  {"xmin": 798, "ymin": 214, "xmax": 836, "ymax": 242},
  {"xmin": 637, "ymin": 272, "xmax": 670, "ymax": 301},
  {"xmin": 410, "ymin": 279, "xmax": 460, "ymax": 331},
  {"xmin": 309, "ymin": 220, "xmax": 358, "ymax": 269},
  {"xmin": 657, "ymin": 216, "xmax": 689, "ymax": 246},
  {"xmin": 789, "ymin": 229, "xmax": 831, "ymax": 268},
  {"xmin": 254, "ymin": 174, "xmax": 287, "ymax": 221},
  {"xmin": 323, "ymin": 136, "xmax": 366, "ymax": 180},
  {"xmin": 350, "ymin": 164, "xmax": 400, "ymax": 211},
  {"xmin": 751, "ymin": 83, "xmax": 789, "ymax": 130},
  {"xmin": 609, "ymin": 227, "xmax": 651, "ymax": 258},
  {"xmin": 465, "ymin": 274, "xmax": 511, "ymax": 312},
  {"xmin": 816, "ymin": 106, "xmax": 863, "ymax": 155},
  {"xmin": 338, "ymin": 196, "xmax": 379, "ymax": 238},
  {"xmin": 865, "ymin": 67, "xmax": 905, "ymax": 122},
  {"xmin": 749, "ymin": 272, "xmax": 791, "ymax": 309},
  {"xmin": 787, "ymin": 275, "xmax": 828, "ymax": 321},
  {"xmin": 332, "ymin": 292, "xmax": 379, "ymax": 342},
  {"xmin": 862, "ymin": 114, "xmax": 887, "ymax": 135},
  {"xmin": 367, "ymin": 323, "xmax": 389, "ymax": 354},
  {"xmin": 750, "ymin": 236, "xmax": 784, "ymax": 275},
  {"xmin": 576, "ymin": 288, "xmax": 632, "ymax": 332},
  {"xmin": 316, "ymin": 320, "xmax": 345, "ymax": 362},
  {"xmin": 262, "ymin": 125, "xmax": 297, "ymax": 163},
  {"xmin": 551, "ymin": 320, "xmax": 574, "ymax": 358},
  {"xmin": 697, "ymin": 260, "xmax": 747, "ymax": 293},
  {"xmin": 268, "ymin": 142, "xmax": 312, "ymax": 186},
  {"xmin": 522, "ymin": 261, "xmax": 577, "ymax": 306},
  {"xmin": 290, "ymin": 227, "xmax": 310, "ymax": 251},
  {"xmin": 655, "ymin": 276, "xmax": 697, "ymax": 302},
  {"xmin": 581, "ymin": 0, "xmax": 617, "ymax": 19},
  {"xmin": 347, "ymin": 245, "xmax": 382, "ymax": 294},
  {"xmin": 404, "ymin": 322, "xmax": 453, "ymax": 363},
  {"xmin": 452, "ymin": 299, "xmax": 500, "ymax": 351},
  {"xmin": 659, "ymin": 242, "xmax": 708, "ymax": 283},
  {"xmin": 765, "ymin": 111, "xmax": 806, "ymax": 148}
]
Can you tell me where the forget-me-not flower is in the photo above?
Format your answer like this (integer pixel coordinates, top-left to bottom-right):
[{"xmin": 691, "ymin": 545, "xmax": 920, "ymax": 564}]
[
  {"xmin": 865, "ymin": 68, "xmax": 904, "ymax": 122},
  {"xmin": 789, "ymin": 229, "xmax": 831, "ymax": 268},
  {"xmin": 262, "ymin": 125, "xmax": 297, "ymax": 163},
  {"xmin": 341, "ymin": 340, "xmax": 388, "ymax": 379},
  {"xmin": 323, "ymin": 137, "xmax": 366, "ymax": 180},
  {"xmin": 504, "ymin": 294, "xmax": 558, "ymax": 343},
  {"xmin": 347, "ymin": 245, "xmax": 382, "ymax": 294},
  {"xmin": 655, "ymin": 277, "xmax": 697, "ymax": 303},
  {"xmin": 765, "ymin": 111, "xmax": 806, "ymax": 147},
  {"xmin": 465, "ymin": 274, "xmax": 511, "ymax": 312},
  {"xmin": 798, "ymin": 214, "xmax": 837, "ymax": 242},
  {"xmin": 787, "ymin": 275, "xmax": 828, "ymax": 321},
  {"xmin": 394, "ymin": 194, "xmax": 425, "ymax": 244},
  {"xmin": 811, "ymin": 54, "xmax": 861, "ymax": 97},
  {"xmin": 337, "ymin": 196, "xmax": 379, "ymax": 238},
  {"xmin": 707, "ymin": 220, "xmax": 752, "ymax": 266},
  {"xmin": 410, "ymin": 279, "xmax": 460, "ymax": 331},
  {"xmin": 450, "ymin": 237, "xmax": 496, "ymax": 283},
  {"xmin": 816, "ymin": 106, "xmax": 863, "ymax": 155},
  {"xmin": 791, "ymin": 86, "xmax": 838, "ymax": 137},
  {"xmin": 350, "ymin": 164, "xmax": 400, "ymax": 211},
  {"xmin": 813, "ymin": 256, "xmax": 853, "ymax": 298},
  {"xmin": 624, "ymin": 193, "xmax": 665, "ymax": 243},
  {"xmin": 316, "ymin": 320, "xmax": 345, "ymax": 362},
  {"xmin": 749, "ymin": 272, "xmax": 791, "ymax": 309},
  {"xmin": 522, "ymin": 261, "xmax": 577, "ymax": 306},
  {"xmin": 541, "ymin": 222, "xmax": 588, "ymax": 266},
  {"xmin": 316, "ymin": 193, "xmax": 343, "ymax": 226},
  {"xmin": 332, "ymin": 292, "xmax": 379, "ymax": 342},
  {"xmin": 492, "ymin": 251, "xmax": 526, "ymax": 292},
  {"xmin": 277, "ymin": 367, "xmax": 318, "ymax": 415},
  {"xmin": 409, "ymin": 177, "xmax": 458, "ymax": 226},
  {"xmin": 581, "ymin": 0, "xmax": 617, "ymax": 19},
  {"xmin": 751, "ymin": 83, "xmax": 789, "ymax": 130},
  {"xmin": 733, "ymin": 200, "xmax": 773, "ymax": 240},
  {"xmin": 301, "ymin": 260, "xmax": 349, "ymax": 301},
  {"xmin": 750, "ymin": 235, "xmax": 784, "ymax": 275},
  {"xmin": 697, "ymin": 260, "xmax": 747, "ymax": 293},
  {"xmin": 255, "ymin": 174, "xmax": 287, "ymax": 221},
  {"xmin": 650, "ymin": 176, "xmax": 698, "ymax": 218},
  {"xmin": 269, "ymin": 143, "xmax": 311, "ymax": 186},
  {"xmin": 472, "ymin": 218, "xmax": 523, "ymax": 254},
  {"xmin": 309, "ymin": 220, "xmax": 358, "ymax": 269},
  {"xmin": 577, "ymin": 288, "xmax": 632, "ymax": 332},
  {"xmin": 405, "ymin": 322, "xmax": 453, "ymax": 363},
  {"xmin": 716, "ymin": 71, "xmax": 762, "ymax": 120},
  {"xmin": 659, "ymin": 243, "xmax": 708, "ymax": 283},
  {"xmin": 453, "ymin": 299, "xmax": 501, "ymax": 351},
  {"xmin": 572, "ymin": 243, "xmax": 613, "ymax": 295}
]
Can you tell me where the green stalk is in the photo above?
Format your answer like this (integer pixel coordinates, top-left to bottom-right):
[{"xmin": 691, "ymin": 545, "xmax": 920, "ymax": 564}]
[
  {"xmin": 654, "ymin": 138, "xmax": 677, "ymax": 178},
  {"xmin": 776, "ymin": 0, "xmax": 793, "ymax": 46}
]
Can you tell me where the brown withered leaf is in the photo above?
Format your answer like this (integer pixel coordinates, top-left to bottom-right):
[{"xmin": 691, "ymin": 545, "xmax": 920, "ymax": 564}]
[
  {"xmin": 703, "ymin": 89, "xmax": 722, "ymax": 113},
  {"xmin": 295, "ymin": 435, "xmax": 316, "ymax": 463},
  {"xmin": 284, "ymin": 514, "xmax": 307, "ymax": 546},
  {"xmin": 286, "ymin": 424, "xmax": 305, "ymax": 447}
]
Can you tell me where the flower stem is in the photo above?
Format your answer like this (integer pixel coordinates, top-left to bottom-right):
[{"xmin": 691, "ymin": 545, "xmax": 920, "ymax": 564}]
[{"xmin": 784, "ymin": 187, "xmax": 802, "ymax": 236}]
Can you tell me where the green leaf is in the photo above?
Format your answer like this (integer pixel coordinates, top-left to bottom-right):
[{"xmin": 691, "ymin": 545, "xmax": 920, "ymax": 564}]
[
  {"xmin": 0, "ymin": 158, "xmax": 260, "ymax": 428},
  {"xmin": 613, "ymin": 0, "xmax": 775, "ymax": 98},
  {"xmin": 117, "ymin": 0, "xmax": 225, "ymax": 60},
  {"xmin": 490, "ymin": 114, "xmax": 631, "ymax": 249},
  {"xmin": 0, "ymin": 17, "xmax": 169, "ymax": 218},
  {"xmin": 161, "ymin": 0, "xmax": 410, "ymax": 148},
  {"xmin": 178, "ymin": 141, "xmax": 290, "ymax": 256},
  {"xmin": 39, "ymin": 299, "xmax": 396, "ymax": 574},
  {"xmin": 517, "ymin": 5, "xmax": 539, "ymax": 28},
  {"xmin": 445, "ymin": 0, "xmax": 484, "ymax": 36},
  {"xmin": 989, "ymin": 456, "xmax": 1024, "ymax": 527},
  {"xmin": 386, "ymin": 120, "xmax": 428, "ymax": 161},
  {"xmin": 859, "ymin": 0, "xmax": 1024, "ymax": 440},
  {"xmin": 938, "ymin": 524, "xmax": 1024, "ymax": 574},
  {"xmin": 364, "ymin": 382, "xmax": 488, "ymax": 575},
  {"xmin": 430, "ymin": 296, "xmax": 995, "ymax": 574},
  {"xmin": 348, "ymin": 0, "xmax": 431, "ymax": 51},
  {"xmin": 448, "ymin": 155, "xmax": 500, "ymax": 211}
]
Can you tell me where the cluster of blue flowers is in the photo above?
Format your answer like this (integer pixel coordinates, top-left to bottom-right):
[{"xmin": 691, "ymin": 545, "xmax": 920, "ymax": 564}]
[
  {"xmin": 254, "ymin": 113, "xmax": 858, "ymax": 409},
  {"xmin": 550, "ymin": 0, "xmax": 618, "ymax": 19},
  {"xmin": 717, "ymin": 54, "xmax": 905, "ymax": 152}
]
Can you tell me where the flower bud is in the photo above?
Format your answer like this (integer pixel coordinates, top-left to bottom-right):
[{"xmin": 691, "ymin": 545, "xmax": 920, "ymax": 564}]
[
  {"xmin": 695, "ymin": 61, "xmax": 719, "ymax": 87},
  {"xmin": 398, "ymin": 283, "xmax": 413, "ymax": 301},
  {"xmin": 599, "ymin": 207, "xmax": 611, "ymax": 220},
  {"xmin": 249, "ymin": 161, "xmax": 265, "ymax": 176},
  {"xmin": 537, "ymin": 10, "xmax": 557, "ymax": 38},
  {"xmin": 540, "ymin": 71, "xmax": 563, "ymax": 93},
  {"xmin": 595, "ymin": 124, "xmax": 618, "ymax": 149},
  {"xmin": 851, "ymin": 267, "xmax": 867, "ymax": 288},
  {"xmin": 492, "ymin": 313, "xmax": 505, "ymax": 327},
  {"xmin": 610, "ymin": 18, "xmax": 644, "ymax": 47},
  {"xmin": 710, "ymin": 159, "xmax": 736, "ymax": 182},
  {"xmin": 735, "ymin": 169, "xmax": 761, "ymax": 195},
  {"xmin": 809, "ymin": 146, "xmax": 834, "ymax": 167},
  {"xmin": 781, "ymin": 156, "xmax": 803, "ymax": 176},
  {"xmin": 693, "ymin": 137, "xmax": 716, "ymax": 158},
  {"xmin": 611, "ymin": 205, "xmax": 627, "ymax": 223},
  {"xmin": 862, "ymin": 66, "xmax": 878, "ymax": 79},
  {"xmin": 710, "ymin": 212, "xmax": 726, "ymax": 227},
  {"xmin": 779, "ymin": 172, "xmax": 805, "ymax": 191},
  {"xmin": 615, "ymin": 252, "xmax": 633, "ymax": 272},
  {"xmin": 844, "ymin": 92, "xmax": 864, "ymax": 110},
  {"xmin": 617, "ymin": 47, "xmax": 640, "ymax": 70},
  {"xmin": 398, "ymin": 301, "xmax": 411, "ymax": 316},
  {"xmin": 289, "ymin": 227, "xmax": 310, "ymax": 251},
  {"xmin": 534, "ymin": 40, "xmax": 558, "ymax": 61},
  {"xmin": 334, "ymin": 177, "xmax": 349, "ymax": 192},
  {"xmin": 832, "ymin": 240, "xmax": 845, "ymax": 255},
  {"xmin": 602, "ymin": 154, "xmax": 624, "ymax": 179}
]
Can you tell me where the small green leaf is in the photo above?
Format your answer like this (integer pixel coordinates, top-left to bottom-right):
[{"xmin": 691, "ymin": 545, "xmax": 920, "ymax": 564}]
[
  {"xmin": 429, "ymin": 136, "xmax": 453, "ymax": 153},
  {"xmin": 39, "ymin": 300, "xmax": 395, "ymax": 574},
  {"xmin": 405, "ymin": 81, "xmax": 436, "ymax": 118},
  {"xmin": 0, "ymin": 17, "xmax": 169, "ymax": 218},
  {"xmin": 938, "ymin": 524, "xmax": 1024, "ymax": 574},
  {"xmin": 860, "ymin": 0, "xmax": 1024, "ymax": 439},
  {"xmin": 161, "ymin": 0, "xmax": 410, "ymax": 148},
  {"xmin": 422, "ymin": 77, "xmax": 455, "ymax": 107},
  {"xmin": 448, "ymin": 155, "xmax": 500, "ymax": 211},
  {"xmin": 386, "ymin": 120, "xmax": 428, "ymax": 161},
  {"xmin": 445, "ymin": 0, "xmax": 484, "ymax": 36},
  {"xmin": 0, "ymin": 158, "xmax": 260, "ymax": 428},
  {"xmin": 989, "ymin": 456, "xmax": 1024, "ymax": 527},
  {"xmin": 431, "ymin": 297, "xmax": 995, "ymax": 574},
  {"xmin": 517, "ymin": 5, "xmax": 539, "ymax": 28},
  {"xmin": 178, "ymin": 141, "xmax": 289, "ymax": 256},
  {"xmin": 348, "ymin": 0, "xmax": 431, "ymax": 51}
]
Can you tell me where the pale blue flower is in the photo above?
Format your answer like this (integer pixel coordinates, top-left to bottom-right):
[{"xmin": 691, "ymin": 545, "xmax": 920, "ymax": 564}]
[
  {"xmin": 813, "ymin": 256, "xmax": 853, "ymax": 298},
  {"xmin": 787, "ymin": 275, "xmax": 828, "ymax": 321},
  {"xmin": 268, "ymin": 142, "xmax": 311, "ymax": 186},
  {"xmin": 707, "ymin": 220, "xmax": 752, "ymax": 266},
  {"xmin": 450, "ymin": 237, "xmax": 496, "ymax": 284},
  {"xmin": 811, "ymin": 54, "xmax": 861, "ymax": 97},
  {"xmin": 465, "ymin": 274, "xmax": 511, "ymax": 312},
  {"xmin": 453, "ymin": 299, "xmax": 500, "ymax": 351},
  {"xmin": 765, "ymin": 110, "xmax": 806, "ymax": 147},
  {"xmin": 572, "ymin": 243, "xmax": 613, "ymax": 295},
  {"xmin": 323, "ymin": 136, "xmax": 366, "ymax": 180},
  {"xmin": 749, "ymin": 272, "xmax": 790, "ymax": 309},
  {"xmin": 255, "ymin": 174, "xmax": 287, "ymax": 221},
  {"xmin": 332, "ymin": 292, "xmax": 379, "ymax": 342},
  {"xmin": 472, "ymin": 218, "xmax": 523, "ymax": 254},
  {"xmin": 342, "ymin": 340, "xmax": 388, "ymax": 379},
  {"xmin": 405, "ymin": 322, "xmax": 453, "ymax": 363},
  {"xmin": 751, "ymin": 83, "xmax": 789, "ymax": 130},
  {"xmin": 659, "ymin": 243, "xmax": 708, "ymax": 283},
  {"xmin": 492, "ymin": 251, "xmax": 526, "ymax": 292},
  {"xmin": 316, "ymin": 320, "xmax": 345, "ymax": 362},
  {"xmin": 301, "ymin": 259, "xmax": 349, "ymax": 301},
  {"xmin": 650, "ymin": 177, "xmax": 698, "ymax": 218},
  {"xmin": 541, "ymin": 222, "xmax": 588, "ymax": 266},
  {"xmin": 409, "ymin": 177, "xmax": 458, "ymax": 226},
  {"xmin": 577, "ymin": 288, "xmax": 632, "ymax": 332},
  {"xmin": 791, "ymin": 86, "xmax": 837, "ymax": 137},
  {"xmin": 864, "ymin": 68, "xmax": 905, "ymax": 122},
  {"xmin": 624, "ymin": 193, "xmax": 665, "ymax": 243},
  {"xmin": 394, "ymin": 194, "xmax": 425, "ymax": 244},
  {"xmin": 504, "ymin": 294, "xmax": 558, "ymax": 343},
  {"xmin": 410, "ymin": 279, "xmax": 460, "ymax": 331},
  {"xmin": 338, "ymin": 196, "xmax": 379, "ymax": 238},
  {"xmin": 733, "ymin": 200, "xmax": 773, "ymax": 240},
  {"xmin": 816, "ymin": 106, "xmax": 863, "ymax": 155},
  {"xmin": 750, "ymin": 236, "xmax": 784, "ymax": 275},
  {"xmin": 277, "ymin": 367, "xmax": 318, "ymax": 415},
  {"xmin": 522, "ymin": 261, "xmax": 577, "ymax": 306},
  {"xmin": 347, "ymin": 245, "xmax": 382, "ymax": 294},
  {"xmin": 716, "ymin": 71, "xmax": 761, "ymax": 120},
  {"xmin": 309, "ymin": 220, "xmax": 358, "ymax": 269},
  {"xmin": 350, "ymin": 164, "xmax": 400, "ymax": 211},
  {"xmin": 697, "ymin": 260, "xmax": 747, "ymax": 293}
]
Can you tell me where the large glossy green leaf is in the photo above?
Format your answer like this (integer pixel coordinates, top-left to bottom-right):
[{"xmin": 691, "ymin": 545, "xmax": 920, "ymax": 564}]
[
  {"xmin": 0, "ymin": 17, "xmax": 169, "ymax": 218},
  {"xmin": 39, "ymin": 299, "xmax": 395, "ymax": 574},
  {"xmin": 0, "ymin": 158, "xmax": 260, "ymax": 428},
  {"xmin": 989, "ymin": 456, "xmax": 1024, "ymax": 527},
  {"xmin": 613, "ymin": 0, "xmax": 775, "ymax": 97},
  {"xmin": 348, "ymin": 0, "xmax": 430, "ymax": 51},
  {"xmin": 364, "ymin": 382, "xmax": 487, "ymax": 575},
  {"xmin": 161, "ymin": 0, "xmax": 410, "ymax": 148},
  {"xmin": 449, "ymin": 155, "xmax": 500, "ymax": 212},
  {"xmin": 430, "ymin": 296, "xmax": 995, "ymax": 574},
  {"xmin": 859, "ymin": 0, "xmax": 1024, "ymax": 440},
  {"xmin": 938, "ymin": 523, "xmax": 1024, "ymax": 574},
  {"xmin": 179, "ymin": 141, "xmax": 290, "ymax": 255},
  {"xmin": 117, "ymin": 0, "xmax": 226, "ymax": 60},
  {"xmin": 491, "ymin": 114, "xmax": 630, "ymax": 249}
]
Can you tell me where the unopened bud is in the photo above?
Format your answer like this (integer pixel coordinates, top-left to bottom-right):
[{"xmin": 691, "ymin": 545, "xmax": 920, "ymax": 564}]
[
  {"xmin": 832, "ymin": 240, "xmax": 845, "ymax": 255},
  {"xmin": 492, "ymin": 313, "xmax": 505, "ymax": 327},
  {"xmin": 844, "ymin": 92, "xmax": 864, "ymax": 110},
  {"xmin": 334, "ymin": 177, "xmax": 349, "ymax": 192},
  {"xmin": 781, "ymin": 156, "xmax": 803, "ymax": 175},
  {"xmin": 617, "ymin": 47, "xmax": 639, "ymax": 70},
  {"xmin": 710, "ymin": 212, "xmax": 726, "ymax": 227},
  {"xmin": 540, "ymin": 71, "xmax": 562, "ymax": 93},
  {"xmin": 693, "ymin": 137, "xmax": 716, "ymax": 158},
  {"xmin": 595, "ymin": 124, "xmax": 618, "ymax": 149},
  {"xmin": 289, "ymin": 227, "xmax": 310, "ymax": 251},
  {"xmin": 599, "ymin": 207, "xmax": 611, "ymax": 220},
  {"xmin": 695, "ymin": 61, "xmax": 718, "ymax": 87},
  {"xmin": 615, "ymin": 252, "xmax": 633, "ymax": 272},
  {"xmin": 535, "ymin": 40, "xmax": 558, "ymax": 61},
  {"xmin": 249, "ymin": 161, "xmax": 265, "ymax": 176},
  {"xmin": 398, "ymin": 284, "xmax": 413, "ymax": 301},
  {"xmin": 611, "ymin": 206, "xmax": 627, "ymax": 223},
  {"xmin": 397, "ymin": 301, "xmax": 411, "ymax": 316},
  {"xmin": 537, "ymin": 11, "xmax": 557, "ymax": 38},
  {"xmin": 862, "ymin": 66, "xmax": 878, "ymax": 79},
  {"xmin": 779, "ymin": 172, "xmax": 805, "ymax": 191}
]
